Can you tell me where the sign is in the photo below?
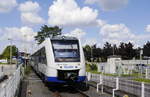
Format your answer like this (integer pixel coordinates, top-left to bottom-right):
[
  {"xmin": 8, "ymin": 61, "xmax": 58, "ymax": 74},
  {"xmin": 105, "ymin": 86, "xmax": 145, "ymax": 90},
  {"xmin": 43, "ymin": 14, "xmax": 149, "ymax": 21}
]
[{"xmin": 64, "ymin": 65, "xmax": 73, "ymax": 68}]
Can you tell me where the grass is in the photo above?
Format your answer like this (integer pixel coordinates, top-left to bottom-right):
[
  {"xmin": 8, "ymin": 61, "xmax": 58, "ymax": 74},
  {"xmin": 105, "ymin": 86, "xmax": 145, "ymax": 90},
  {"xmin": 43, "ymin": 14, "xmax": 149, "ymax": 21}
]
[
  {"xmin": 86, "ymin": 69, "xmax": 101, "ymax": 74},
  {"xmin": 0, "ymin": 62, "xmax": 8, "ymax": 65},
  {"xmin": 86, "ymin": 63, "xmax": 118, "ymax": 76},
  {"xmin": 24, "ymin": 66, "xmax": 32, "ymax": 76},
  {"xmin": 86, "ymin": 63, "xmax": 100, "ymax": 74},
  {"xmin": 121, "ymin": 73, "xmax": 140, "ymax": 77},
  {"xmin": 133, "ymin": 78, "xmax": 150, "ymax": 83},
  {"xmin": 103, "ymin": 73, "xmax": 118, "ymax": 77},
  {"xmin": 0, "ymin": 62, "xmax": 17, "ymax": 65},
  {"xmin": 86, "ymin": 63, "xmax": 145, "ymax": 77}
]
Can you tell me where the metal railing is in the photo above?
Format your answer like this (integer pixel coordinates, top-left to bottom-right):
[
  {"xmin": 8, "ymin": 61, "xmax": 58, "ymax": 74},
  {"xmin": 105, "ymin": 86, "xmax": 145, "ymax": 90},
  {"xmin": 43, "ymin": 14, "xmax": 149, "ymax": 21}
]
[
  {"xmin": 87, "ymin": 72, "xmax": 150, "ymax": 97},
  {"xmin": 122, "ymin": 60, "xmax": 150, "ymax": 65},
  {"xmin": 0, "ymin": 65, "xmax": 22, "ymax": 97}
]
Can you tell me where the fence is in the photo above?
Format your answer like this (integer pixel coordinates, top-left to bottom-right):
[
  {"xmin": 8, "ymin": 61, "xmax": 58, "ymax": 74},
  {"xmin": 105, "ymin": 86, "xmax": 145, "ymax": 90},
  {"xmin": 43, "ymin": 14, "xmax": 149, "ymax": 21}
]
[
  {"xmin": 87, "ymin": 72, "xmax": 150, "ymax": 97},
  {"xmin": 121, "ymin": 60, "xmax": 150, "ymax": 65},
  {"xmin": 0, "ymin": 65, "xmax": 22, "ymax": 97}
]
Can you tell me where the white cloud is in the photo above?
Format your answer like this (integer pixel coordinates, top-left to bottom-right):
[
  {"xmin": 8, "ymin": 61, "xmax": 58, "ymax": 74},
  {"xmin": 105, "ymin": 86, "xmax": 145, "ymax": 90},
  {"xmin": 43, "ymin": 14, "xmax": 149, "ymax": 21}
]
[
  {"xmin": 0, "ymin": 0, "xmax": 17, "ymax": 13},
  {"xmin": 99, "ymin": 23, "xmax": 150, "ymax": 47},
  {"xmin": 85, "ymin": 0, "xmax": 128, "ymax": 11},
  {"xmin": 0, "ymin": 26, "xmax": 36, "ymax": 42},
  {"xmin": 100, "ymin": 24, "xmax": 134, "ymax": 40},
  {"xmin": 83, "ymin": 38, "xmax": 97, "ymax": 46},
  {"xmin": 18, "ymin": 1, "xmax": 44, "ymax": 26},
  {"xmin": 65, "ymin": 28, "xmax": 86, "ymax": 38},
  {"xmin": 19, "ymin": 1, "xmax": 40, "ymax": 13},
  {"xmin": 146, "ymin": 25, "xmax": 150, "ymax": 32},
  {"xmin": 96, "ymin": 19, "xmax": 107, "ymax": 27},
  {"xmin": 100, "ymin": 24, "xmax": 135, "ymax": 45},
  {"xmin": 0, "ymin": 26, "xmax": 37, "ymax": 53},
  {"xmin": 48, "ymin": 0, "xmax": 98, "ymax": 27},
  {"xmin": 21, "ymin": 13, "xmax": 45, "ymax": 25},
  {"xmin": 85, "ymin": 0, "xmax": 98, "ymax": 4}
]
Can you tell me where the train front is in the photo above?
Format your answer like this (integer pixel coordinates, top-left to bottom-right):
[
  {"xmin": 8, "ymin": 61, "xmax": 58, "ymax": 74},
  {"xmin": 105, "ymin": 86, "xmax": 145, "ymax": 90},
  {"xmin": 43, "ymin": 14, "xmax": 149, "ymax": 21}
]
[{"xmin": 45, "ymin": 37, "xmax": 86, "ymax": 84}]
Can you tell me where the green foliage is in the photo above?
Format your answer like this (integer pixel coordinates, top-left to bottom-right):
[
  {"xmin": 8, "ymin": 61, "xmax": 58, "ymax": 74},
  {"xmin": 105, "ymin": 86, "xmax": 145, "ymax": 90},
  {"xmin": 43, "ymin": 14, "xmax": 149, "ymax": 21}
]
[
  {"xmin": 118, "ymin": 42, "xmax": 136, "ymax": 59},
  {"xmin": 0, "ymin": 45, "xmax": 18, "ymax": 60},
  {"xmin": 34, "ymin": 25, "xmax": 62, "ymax": 44},
  {"xmin": 0, "ymin": 62, "xmax": 8, "ymax": 65},
  {"xmin": 0, "ymin": 55, "xmax": 2, "ymax": 59},
  {"xmin": 83, "ymin": 45, "xmax": 92, "ymax": 61},
  {"xmin": 83, "ymin": 44, "xmax": 102, "ymax": 62},
  {"xmin": 103, "ymin": 42, "xmax": 113, "ymax": 59},
  {"xmin": 133, "ymin": 78, "xmax": 150, "ymax": 83},
  {"xmin": 143, "ymin": 41, "xmax": 150, "ymax": 57},
  {"xmin": 103, "ymin": 73, "xmax": 118, "ymax": 77},
  {"xmin": 86, "ymin": 63, "xmax": 98, "ymax": 73},
  {"xmin": 24, "ymin": 66, "xmax": 32, "ymax": 75},
  {"xmin": 89, "ymin": 63, "xmax": 97, "ymax": 71},
  {"xmin": 83, "ymin": 42, "xmax": 140, "ymax": 62},
  {"xmin": 121, "ymin": 73, "xmax": 139, "ymax": 77}
]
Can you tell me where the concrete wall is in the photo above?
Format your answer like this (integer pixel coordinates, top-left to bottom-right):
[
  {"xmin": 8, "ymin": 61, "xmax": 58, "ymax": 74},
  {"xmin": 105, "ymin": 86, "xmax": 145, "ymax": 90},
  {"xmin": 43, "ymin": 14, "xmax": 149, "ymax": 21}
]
[{"xmin": 0, "ymin": 65, "xmax": 16, "ymax": 75}]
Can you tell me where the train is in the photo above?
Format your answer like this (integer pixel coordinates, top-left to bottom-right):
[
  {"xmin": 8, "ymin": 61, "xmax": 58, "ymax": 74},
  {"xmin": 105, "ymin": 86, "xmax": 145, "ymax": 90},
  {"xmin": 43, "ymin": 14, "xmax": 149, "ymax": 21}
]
[{"xmin": 30, "ymin": 36, "xmax": 86, "ymax": 84}]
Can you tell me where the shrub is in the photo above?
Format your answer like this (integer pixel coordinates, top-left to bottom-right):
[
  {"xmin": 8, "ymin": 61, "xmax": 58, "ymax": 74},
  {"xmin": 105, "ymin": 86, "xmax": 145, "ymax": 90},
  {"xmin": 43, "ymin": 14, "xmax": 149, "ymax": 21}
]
[{"xmin": 89, "ymin": 63, "xmax": 97, "ymax": 71}]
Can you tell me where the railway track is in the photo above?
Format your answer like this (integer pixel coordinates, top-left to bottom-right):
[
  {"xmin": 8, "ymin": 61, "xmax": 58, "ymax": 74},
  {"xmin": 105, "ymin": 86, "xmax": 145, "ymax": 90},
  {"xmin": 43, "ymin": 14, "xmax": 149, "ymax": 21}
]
[
  {"xmin": 47, "ymin": 84, "xmax": 89, "ymax": 97},
  {"xmin": 52, "ymin": 90, "xmax": 89, "ymax": 97},
  {"xmin": 23, "ymin": 70, "xmax": 107, "ymax": 97}
]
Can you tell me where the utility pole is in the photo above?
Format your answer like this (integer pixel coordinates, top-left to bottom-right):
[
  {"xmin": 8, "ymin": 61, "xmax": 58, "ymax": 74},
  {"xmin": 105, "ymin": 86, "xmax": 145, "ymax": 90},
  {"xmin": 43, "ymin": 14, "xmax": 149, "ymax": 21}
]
[{"xmin": 8, "ymin": 38, "xmax": 12, "ymax": 65}]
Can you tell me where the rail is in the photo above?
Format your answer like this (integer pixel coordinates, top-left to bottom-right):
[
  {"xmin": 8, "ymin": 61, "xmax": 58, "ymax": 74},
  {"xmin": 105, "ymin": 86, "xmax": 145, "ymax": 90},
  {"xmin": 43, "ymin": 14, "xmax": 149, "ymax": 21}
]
[
  {"xmin": 0, "ymin": 65, "xmax": 22, "ymax": 97},
  {"xmin": 87, "ymin": 72, "xmax": 150, "ymax": 97}
]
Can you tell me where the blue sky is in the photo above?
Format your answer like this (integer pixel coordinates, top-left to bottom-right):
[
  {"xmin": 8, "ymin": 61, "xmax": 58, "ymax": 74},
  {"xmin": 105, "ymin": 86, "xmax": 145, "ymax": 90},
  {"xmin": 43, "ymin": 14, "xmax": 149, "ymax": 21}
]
[{"xmin": 0, "ymin": 0, "xmax": 150, "ymax": 53}]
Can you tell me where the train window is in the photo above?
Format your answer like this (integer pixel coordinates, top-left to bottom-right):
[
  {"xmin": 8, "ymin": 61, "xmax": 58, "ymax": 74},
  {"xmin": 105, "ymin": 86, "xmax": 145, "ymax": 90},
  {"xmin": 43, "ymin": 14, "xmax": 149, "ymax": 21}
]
[
  {"xmin": 51, "ymin": 40, "xmax": 80, "ymax": 62},
  {"xmin": 40, "ymin": 47, "xmax": 47, "ymax": 64},
  {"xmin": 32, "ymin": 47, "xmax": 47, "ymax": 65}
]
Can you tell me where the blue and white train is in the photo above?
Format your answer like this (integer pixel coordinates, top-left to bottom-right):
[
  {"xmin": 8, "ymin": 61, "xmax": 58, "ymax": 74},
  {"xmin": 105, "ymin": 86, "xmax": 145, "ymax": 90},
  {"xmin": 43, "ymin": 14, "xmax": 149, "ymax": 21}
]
[{"xmin": 30, "ymin": 36, "xmax": 86, "ymax": 84}]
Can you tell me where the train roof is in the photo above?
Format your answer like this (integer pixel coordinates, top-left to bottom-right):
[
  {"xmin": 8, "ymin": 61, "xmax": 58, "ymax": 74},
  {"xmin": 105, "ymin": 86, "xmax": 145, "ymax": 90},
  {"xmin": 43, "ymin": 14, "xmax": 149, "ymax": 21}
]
[{"xmin": 50, "ymin": 36, "xmax": 78, "ymax": 40}]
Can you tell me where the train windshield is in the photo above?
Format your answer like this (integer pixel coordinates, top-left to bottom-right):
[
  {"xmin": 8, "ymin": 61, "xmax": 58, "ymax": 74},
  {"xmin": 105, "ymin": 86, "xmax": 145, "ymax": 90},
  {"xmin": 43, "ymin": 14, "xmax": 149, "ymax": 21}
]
[{"xmin": 52, "ymin": 40, "xmax": 80, "ymax": 62}]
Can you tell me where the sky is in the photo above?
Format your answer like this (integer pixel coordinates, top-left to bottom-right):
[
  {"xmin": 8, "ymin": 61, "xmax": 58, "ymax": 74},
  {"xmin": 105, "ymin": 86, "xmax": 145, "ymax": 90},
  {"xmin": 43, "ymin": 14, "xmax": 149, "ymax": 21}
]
[{"xmin": 0, "ymin": 0, "xmax": 150, "ymax": 53}]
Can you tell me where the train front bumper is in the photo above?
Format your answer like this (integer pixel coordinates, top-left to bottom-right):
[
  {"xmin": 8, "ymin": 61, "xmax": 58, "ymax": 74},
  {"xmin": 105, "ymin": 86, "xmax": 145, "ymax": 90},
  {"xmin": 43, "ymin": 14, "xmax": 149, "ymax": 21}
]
[{"xmin": 45, "ymin": 76, "xmax": 86, "ymax": 83}]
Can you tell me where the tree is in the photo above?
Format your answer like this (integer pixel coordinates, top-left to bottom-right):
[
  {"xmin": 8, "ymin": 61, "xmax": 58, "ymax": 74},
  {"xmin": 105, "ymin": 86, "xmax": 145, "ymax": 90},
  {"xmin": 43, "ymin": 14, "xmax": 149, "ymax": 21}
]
[
  {"xmin": 83, "ymin": 45, "xmax": 91, "ymax": 61},
  {"xmin": 34, "ymin": 25, "xmax": 62, "ymax": 44},
  {"xmin": 118, "ymin": 42, "xmax": 136, "ymax": 59},
  {"xmin": 0, "ymin": 55, "xmax": 2, "ymax": 59},
  {"xmin": 1, "ymin": 45, "xmax": 18, "ymax": 59},
  {"xmin": 118, "ymin": 42, "xmax": 126, "ymax": 59},
  {"xmin": 125, "ymin": 42, "xmax": 136, "ymax": 59},
  {"xmin": 91, "ymin": 44, "xmax": 102, "ymax": 62},
  {"xmin": 143, "ymin": 41, "xmax": 150, "ymax": 57},
  {"xmin": 103, "ymin": 42, "xmax": 113, "ymax": 61},
  {"xmin": 83, "ymin": 41, "xmax": 139, "ymax": 62},
  {"xmin": 112, "ymin": 44, "xmax": 118, "ymax": 55}
]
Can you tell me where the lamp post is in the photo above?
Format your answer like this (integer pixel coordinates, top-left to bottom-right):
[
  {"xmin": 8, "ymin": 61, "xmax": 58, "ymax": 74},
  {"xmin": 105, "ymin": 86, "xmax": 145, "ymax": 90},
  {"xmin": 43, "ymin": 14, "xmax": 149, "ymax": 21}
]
[
  {"xmin": 23, "ymin": 34, "xmax": 27, "ymax": 53},
  {"xmin": 140, "ymin": 49, "xmax": 143, "ymax": 77},
  {"xmin": 113, "ymin": 44, "xmax": 115, "ymax": 55},
  {"xmin": 91, "ymin": 46, "xmax": 93, "ymax": 62},
  {"xmin": 8, "ymin": 38, "xmax": 12, "ymax": 65},
  {"xmin": 23, "ymin": 34, "xmax": 28, "ymax": 69}
]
